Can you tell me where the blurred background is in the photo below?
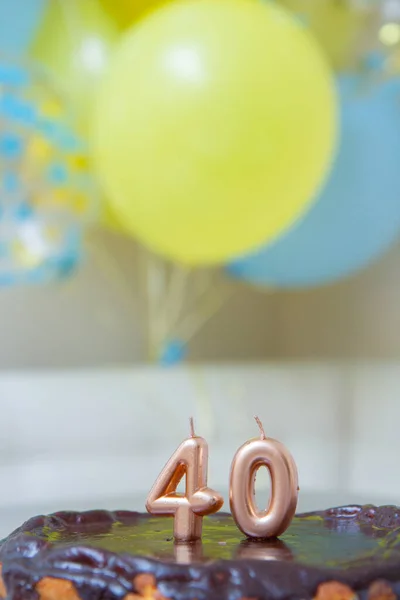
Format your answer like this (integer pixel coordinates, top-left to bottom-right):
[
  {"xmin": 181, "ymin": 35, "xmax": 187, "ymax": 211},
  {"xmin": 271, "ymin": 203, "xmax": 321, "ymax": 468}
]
[{"xmin": 0, "ymin": 0, "xmax": 399, "ymax": 537}]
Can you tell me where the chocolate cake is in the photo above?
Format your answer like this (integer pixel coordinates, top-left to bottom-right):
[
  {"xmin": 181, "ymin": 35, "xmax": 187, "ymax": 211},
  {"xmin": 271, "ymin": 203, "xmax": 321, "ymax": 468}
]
[{"xmin": 0, "ymin": 505, "xmax": 400, "ymax": 600}]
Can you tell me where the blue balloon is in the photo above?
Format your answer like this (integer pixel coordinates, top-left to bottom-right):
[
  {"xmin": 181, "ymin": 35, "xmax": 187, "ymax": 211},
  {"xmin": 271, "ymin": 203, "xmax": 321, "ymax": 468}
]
[
  {"xmin": 227, "ymin": 76, "xmax": 400, "ymax": 288},
  {"xmin": 0, "ymin": 0, "xmax": 44, "ymax": 55}
]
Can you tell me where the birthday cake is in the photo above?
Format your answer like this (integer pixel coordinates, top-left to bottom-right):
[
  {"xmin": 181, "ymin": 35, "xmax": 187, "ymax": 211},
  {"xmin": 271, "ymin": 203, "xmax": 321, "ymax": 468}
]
[{"xmin": 0, "ymin": 505, "xmax": 400, "ymax": 600}]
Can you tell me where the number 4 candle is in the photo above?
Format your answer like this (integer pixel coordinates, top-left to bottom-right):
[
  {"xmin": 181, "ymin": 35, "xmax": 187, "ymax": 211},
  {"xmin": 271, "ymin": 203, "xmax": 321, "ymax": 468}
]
[{"xmin": 146, "ymin": 418, "xmax": 224, "ymax": 542}]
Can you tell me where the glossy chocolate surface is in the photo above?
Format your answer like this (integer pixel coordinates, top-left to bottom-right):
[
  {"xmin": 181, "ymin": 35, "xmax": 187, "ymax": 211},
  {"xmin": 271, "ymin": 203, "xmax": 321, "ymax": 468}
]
[{"xmin": 1, "ymin": 505, "xmax": 400, "ymax": 599}]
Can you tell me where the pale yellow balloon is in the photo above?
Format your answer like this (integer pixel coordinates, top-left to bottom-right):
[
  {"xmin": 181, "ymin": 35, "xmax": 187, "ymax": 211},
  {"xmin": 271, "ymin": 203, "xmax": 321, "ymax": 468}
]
[
  {"xmin": 31, "ymin": 0, "xmax": 128, "ymax": 232},
  {"xmin": 92, "ymin": 0, "xmax": 337, "ymax": 265},
  {"xmin": 31, "ymin": 0, "xmax": 119, "ymax": 136}
]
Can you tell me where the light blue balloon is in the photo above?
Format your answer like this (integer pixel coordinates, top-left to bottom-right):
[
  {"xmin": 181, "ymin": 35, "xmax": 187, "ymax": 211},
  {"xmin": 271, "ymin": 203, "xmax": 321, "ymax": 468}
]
[
  {"xmin": 228, "ymin": 76, "xmax": 400, "ymax": 288},
  {"xmin": 0, "ymin": 0, "xmax": 44, "ymax": 55}
]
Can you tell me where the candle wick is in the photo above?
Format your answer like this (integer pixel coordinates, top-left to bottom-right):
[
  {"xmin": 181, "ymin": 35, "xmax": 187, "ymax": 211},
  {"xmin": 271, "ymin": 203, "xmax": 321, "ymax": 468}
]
[
  {"xmin": 189, "ymin": 417, "xmax": 195, "ymax": 438},
  {"xmin": 254, "ymin": 416, "xmax": 266, "ymax": 440}
]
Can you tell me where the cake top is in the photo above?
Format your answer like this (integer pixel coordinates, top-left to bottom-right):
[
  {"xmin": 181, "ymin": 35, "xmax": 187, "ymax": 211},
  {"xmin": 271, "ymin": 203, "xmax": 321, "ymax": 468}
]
[{"xmin": 1, "ymin": 505, "xmax": 400, "ymax": 600}]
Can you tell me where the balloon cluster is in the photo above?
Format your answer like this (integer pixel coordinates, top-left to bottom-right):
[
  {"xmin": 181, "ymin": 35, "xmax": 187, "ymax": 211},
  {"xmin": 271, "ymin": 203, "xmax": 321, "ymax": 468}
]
[
  {"xmin": 0, "ymin": 61, "xmax": 96, "ymax": 286},
  {"xmin": 3, "ymin": 0, "xmax": 399, "ymax": 361},
  {"xmin": 87, "ymin": 0, "xmax": 400, "ymax": 287}
]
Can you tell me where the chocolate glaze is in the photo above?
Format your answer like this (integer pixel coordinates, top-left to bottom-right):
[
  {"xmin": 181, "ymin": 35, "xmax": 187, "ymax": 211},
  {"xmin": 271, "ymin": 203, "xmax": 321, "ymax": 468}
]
[{"xmin": 1, "ymin": 505, "xmax": 400, "ymax": 600}]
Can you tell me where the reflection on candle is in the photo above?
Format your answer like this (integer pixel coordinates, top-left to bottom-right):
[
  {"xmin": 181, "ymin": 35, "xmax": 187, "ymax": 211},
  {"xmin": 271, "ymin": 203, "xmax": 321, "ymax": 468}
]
[
  {"xmin": 146, "ymin": 418, "xmax": 224, "ymax": 542},
  {"xmin": 236, "ymin": 538, "xmax": 294, "ymax": 561},
  {"xmin": 174, "ymin": 540, "xmax": 204, "ymax": 564}
]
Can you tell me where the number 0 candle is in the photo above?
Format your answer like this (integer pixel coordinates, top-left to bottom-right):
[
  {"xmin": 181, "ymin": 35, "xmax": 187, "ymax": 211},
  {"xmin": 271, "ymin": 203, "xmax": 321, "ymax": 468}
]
[
  {"xmin": 229, "ymin": 417, "xmax": 298, "ymax": 539},
  {"xmin": 146, "ymin": 418, "xmax": 224, "ymax": 542}
]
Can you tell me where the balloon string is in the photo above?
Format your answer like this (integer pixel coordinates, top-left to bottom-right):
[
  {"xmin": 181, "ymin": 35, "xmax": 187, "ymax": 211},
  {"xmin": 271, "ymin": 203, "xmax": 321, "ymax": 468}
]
[
  {"xmin": 161, "ymin": 267, "xmax": 219, "ymax": 344},
  {"xmin": 85, "ymin": 239, "xmax": 231, "ymax": 359},
  {"xmin": 190, "ymin": 269, "xmax": 218, "ymax": 310},
  {"xmin": 162, "ymin": 264, "xmax": 191, "ymax": 342},
  {"xmin": 143, "ymin": 249, "xmax": 168, "ymax": 360},
  {"xmin": 85, "ymin": 234, "xmax": 139, "ymax": 319},
  {"xmin": 175, "ymin": 283, "xmax": 234, "ymax": 344}
]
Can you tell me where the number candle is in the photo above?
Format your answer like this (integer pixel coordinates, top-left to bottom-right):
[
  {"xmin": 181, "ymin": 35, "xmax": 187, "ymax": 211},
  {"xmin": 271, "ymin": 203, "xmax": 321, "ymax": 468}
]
[
  {"xmin": 146, "ymin": 418, "xmax": 224, "ymax": 542},
  {"xmin": 229, "ymin": 417, "xmax": 298, "ymax": 539}
]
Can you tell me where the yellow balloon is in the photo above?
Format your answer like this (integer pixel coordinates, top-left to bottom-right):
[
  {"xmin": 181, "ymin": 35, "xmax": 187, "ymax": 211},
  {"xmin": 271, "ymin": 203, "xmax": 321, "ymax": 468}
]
[
  {"xmin": 279, "ymin": 0, "xmax": 373, "ymax": 71},
  {"xmin": 31, "ymin": 0, "xmax": 119, "ymax": 135},
  {"xmin": 92, "ymin": 0, "xmax": 337, "ymax": 266},
  {"xmin": 99, "ymin": 0, "xmax": 168, "ymax": 29},
  {"xmin": 31, "ymin": 0, "xmax": 127, "ymax": 233}
]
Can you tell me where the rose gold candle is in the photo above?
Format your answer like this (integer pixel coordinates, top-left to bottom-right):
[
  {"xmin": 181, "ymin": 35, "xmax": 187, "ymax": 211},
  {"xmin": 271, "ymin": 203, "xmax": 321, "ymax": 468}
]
[
  {"xmin": 146, "ymin": 418, "xmax": 224, "ymax": 542},
  {"xmin": 229, "ymin": 417, "xmax": 298, "ymax": 539}
]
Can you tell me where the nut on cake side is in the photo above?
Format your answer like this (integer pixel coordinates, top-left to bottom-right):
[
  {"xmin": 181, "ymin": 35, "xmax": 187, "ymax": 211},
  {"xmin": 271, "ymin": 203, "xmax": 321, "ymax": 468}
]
[{"xmin": 0, "ymin": 569, "xmax": 398, "ymax": 600}]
